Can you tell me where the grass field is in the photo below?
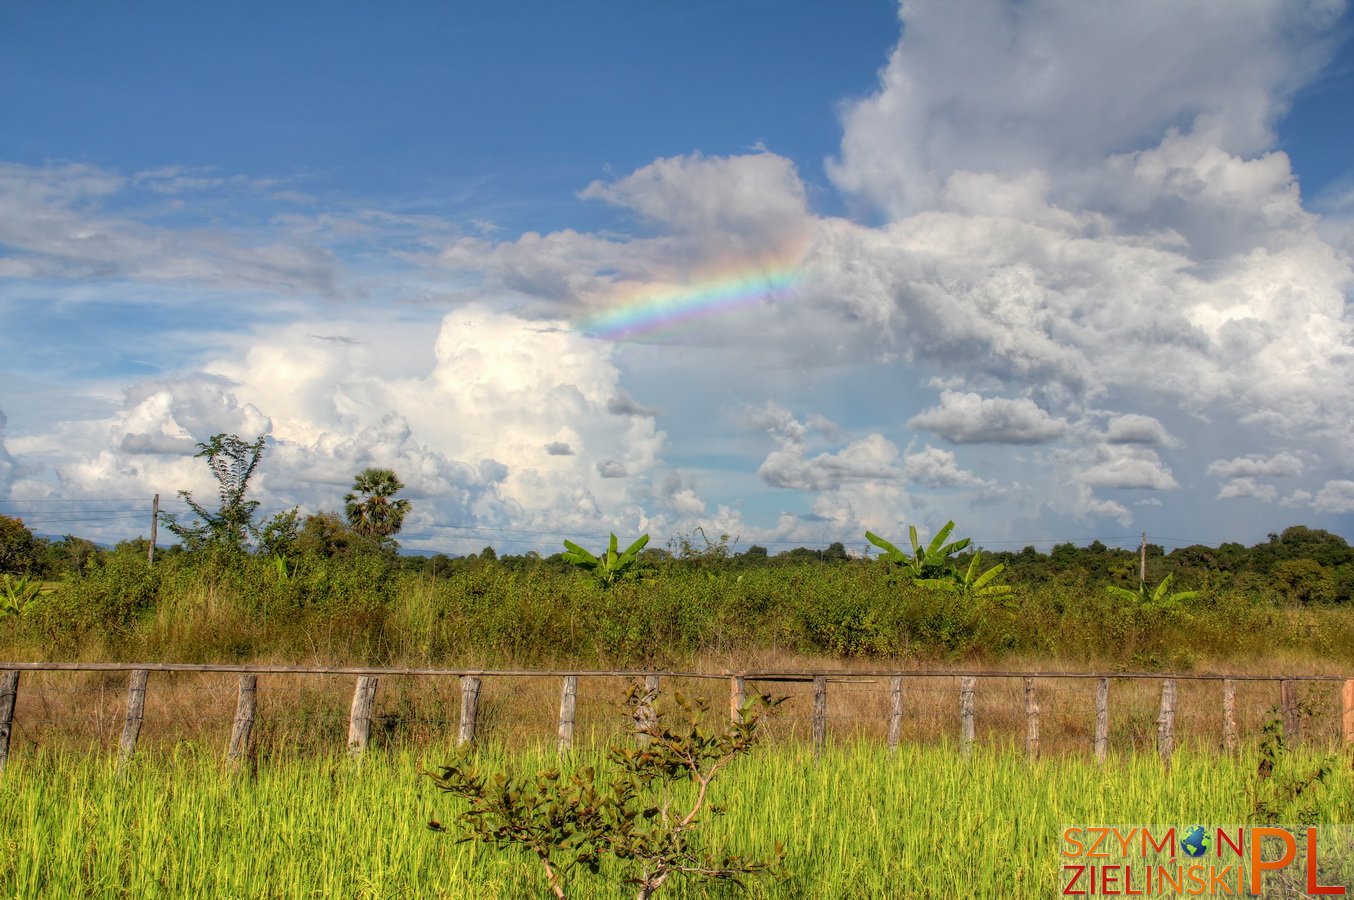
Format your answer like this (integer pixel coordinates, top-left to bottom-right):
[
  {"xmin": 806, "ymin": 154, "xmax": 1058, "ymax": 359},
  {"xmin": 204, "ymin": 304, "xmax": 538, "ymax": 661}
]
[{"xmin": 3, "ymin": 740, "xmax": 1352, "ymax": 899}]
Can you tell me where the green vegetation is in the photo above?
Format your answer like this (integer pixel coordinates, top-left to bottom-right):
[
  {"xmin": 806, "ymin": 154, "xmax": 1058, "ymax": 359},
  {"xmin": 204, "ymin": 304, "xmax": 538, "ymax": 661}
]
[
  {"xmin": 1105, "ymin": 572, "xmax": 1199, "ymax": 609},
  {"xmin": 3, "ymin": 743, "xmax": 1350, "ymax": 899},
  {"xmin": 428, "ymin": 688, "xmax": 782, "ymax": 899},
  {"xmin": 1, "ymin": 529, "xmax": 1354, "ymax": 668},
  {"xmin": 562, "ymin": 533, "xmax": 651, "ymax": 589},
  {"xmin": 867, "ymin": 520, "xmax": 1010, "ymax": 597}
]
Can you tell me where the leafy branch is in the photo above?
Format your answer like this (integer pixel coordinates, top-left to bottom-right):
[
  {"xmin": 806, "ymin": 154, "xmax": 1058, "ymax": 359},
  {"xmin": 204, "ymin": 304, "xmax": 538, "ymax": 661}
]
[{"xmin": 425, "ymin": 685, "xmax": 784, "ymax": 899}]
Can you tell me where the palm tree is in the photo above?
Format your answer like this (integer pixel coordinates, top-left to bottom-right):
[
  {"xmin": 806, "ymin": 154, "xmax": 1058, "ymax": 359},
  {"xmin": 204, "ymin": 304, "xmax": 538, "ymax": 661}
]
[{"xmin": 344, "ymin": 468, "xmax": 411, "ymax": 540}]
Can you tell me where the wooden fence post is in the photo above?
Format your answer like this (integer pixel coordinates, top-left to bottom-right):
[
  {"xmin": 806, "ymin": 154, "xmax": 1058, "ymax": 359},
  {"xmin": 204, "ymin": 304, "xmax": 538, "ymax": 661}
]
[
  {"xmin": 1343, "ymin": 680, "xmax": 1354, "ymax": 748},
  {"xmin": 1024, "ymin": 677, "xmax": 1040, "ymax": 761},
  {"xmin": 1094, "ymin": 677, "xmax": 1110, "ymax": 763},
  {"xmin": 1157, "ymin": 679, "xmax": 1177, "ymax": 767},
  {"xmin": 729, "ymin": 675, "xmax": 745, "ymax": 726},
  {"xmin": 1222, "ymin": 678, "xmax": 1238, "ymax": 753},
  {"xmin": 457, "ymin": 676, "xmax": 481, "ymax": 747},
  {"xmin": 558, "ymin": 676, "xmax": 578, "ymax": 752},
  {"xmin": 119, "ymin": 669, "xmax": 149, "ymax": 765},
  {"xmin": 347, "ymin": 675, "xmax": 379, "ymax": 756},
  {"xmin": 0, "ymin": 670, "xmax": 18, "ymax": 773},
  {"xmin": 635, "ymin": 674, "xmax": 660, "ymax": 748},
  {"xmin": 959, "ymin": 676, "xmax": 975, "ymax": 758},
  {"xmin": 812, "ymin": 675, "xmax": 828, "ymax": 757},
  {"xmin": 1281, "ymin": 679, "xmax": 1300, "ymax": 747},
  {"xmin": 887, "ymin": 675, "xmax": 903, "ymax": 752},
  {"xmin": 226, "ymin": 674, "xmax": 257, "ymax": 767}
]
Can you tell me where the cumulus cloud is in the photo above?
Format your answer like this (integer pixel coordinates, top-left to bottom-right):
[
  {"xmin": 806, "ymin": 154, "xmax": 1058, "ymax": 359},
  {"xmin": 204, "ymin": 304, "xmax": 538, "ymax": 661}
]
[
  {"xmin": 1078, "ymin": 447, "xmax": 1179, "ymax": 491},
  {"xmin": 1074, "ymin": 484, "xmax": 1132, "ymax": 527},
  {"xmin": 908, "ymin": 391, "xmax": 1068, "ymax": 444},
  {"xmin": 1314, "ymin": 480, "xmax": 1354, "ymax": 514},
  {"xmin": 1205, "ymin": 452, "xmax": 1304, "ymax": 479},
  {"xmin": 902, "ymin": 446, "xmax": 991, "ymax": 488},
  {"xmin": 580, "ymin": 151, "xmax": 809, "ymax": 242},
  {"xmin": 1218, "ymin": 478, "xmax": 1279, "ymax": 502},
  {"xmin": 9, "ymin": 306, "xmax": 696, "ymax": 548},
  {"xmin": 758, "ymin": 433, "xmax": 900, "ymax": 492},
  {"xmin": 1105, "ymin": 414, "xmax": 1178, "ymax": 447},
  {"xmin": 829, "ymin": 0, "xmax": 1342, "ymax": 218}
]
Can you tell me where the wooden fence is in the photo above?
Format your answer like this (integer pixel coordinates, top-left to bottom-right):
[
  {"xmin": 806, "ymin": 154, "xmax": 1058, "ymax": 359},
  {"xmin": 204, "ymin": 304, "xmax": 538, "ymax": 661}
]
[{"xmin": 1, "ymin": 662, "xmax": 1352, "ymax": 772}]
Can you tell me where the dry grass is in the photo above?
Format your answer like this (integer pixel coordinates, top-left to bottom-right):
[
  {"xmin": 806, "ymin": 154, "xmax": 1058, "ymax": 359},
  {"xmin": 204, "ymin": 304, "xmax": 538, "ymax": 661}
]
[{"xmin": 5, "ymin": 651, "xmax": 1349, "ymax": 763}]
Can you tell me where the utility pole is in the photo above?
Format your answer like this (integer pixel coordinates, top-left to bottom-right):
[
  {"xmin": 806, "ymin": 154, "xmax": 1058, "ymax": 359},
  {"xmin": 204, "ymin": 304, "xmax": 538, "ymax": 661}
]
[
  {"xmin": 1139, "ymin": 532, "xmax": 1147, "ymax": 584},
  {"xmin": 148, "ymin": 494, "xmax": 159, "ymax": 567}
]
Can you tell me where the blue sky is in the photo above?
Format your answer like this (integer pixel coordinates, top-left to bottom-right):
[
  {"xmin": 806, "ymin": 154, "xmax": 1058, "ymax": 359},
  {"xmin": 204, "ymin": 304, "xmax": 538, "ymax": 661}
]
[{"xmin": 2, "ymin": 1, "xmax": 1354, "ymax": 554}]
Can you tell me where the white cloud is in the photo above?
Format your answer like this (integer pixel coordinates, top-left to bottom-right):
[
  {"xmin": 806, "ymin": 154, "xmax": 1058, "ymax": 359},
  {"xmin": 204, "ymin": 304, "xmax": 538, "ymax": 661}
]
[
  {"xmin": 829, "ymin": 0, "xmax": 1342, "ymax": 217},
  {"xmin": 1105, "ymin": 414, "xmax": 1178, "ymax": 447},
  {"xmin": 1205, "ymin": 452, "xmax": 1304, "ymax": 479},
  {"xmin": 902, "ymin": 446, "xmax": 990, "ymax": 488},
  {"xmin": 1217, "ymin": 478, "xmax": 1279, "ymax": 502},
  {"xmin": 12, "ymin": 306, "xmax": 704, "ymax": 548},
  {"xmin": 580, "ymin": 151, "xmax": 809, "ymax": 241},
  {"xmin": 1079, "ymin": 447, "xmax": 1179, "ymax": 491},
  {"xmin": 1314, "ymin": 480, "xmax": 1354, "ymax": 514},
  {"xmin": 908, "ymin": 391, "xmax": 1068, "ymax": 444},
  {"xmin": 758, "ymin": 433, "xmax": 900, "ymax": 492}
]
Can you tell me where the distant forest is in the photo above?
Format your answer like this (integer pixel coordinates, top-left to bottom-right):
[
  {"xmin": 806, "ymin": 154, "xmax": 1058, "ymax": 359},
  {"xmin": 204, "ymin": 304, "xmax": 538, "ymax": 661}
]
[{"xmin": 3, "ymin": 513, "xmax": 1352, "ymax": 605}]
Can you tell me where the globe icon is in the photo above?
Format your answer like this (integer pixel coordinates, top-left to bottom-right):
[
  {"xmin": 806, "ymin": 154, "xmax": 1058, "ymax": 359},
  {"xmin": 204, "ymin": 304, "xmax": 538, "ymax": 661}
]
[{"xmin": 1181, "ymin": 825, "xmax": 1211, "ymax": 858}]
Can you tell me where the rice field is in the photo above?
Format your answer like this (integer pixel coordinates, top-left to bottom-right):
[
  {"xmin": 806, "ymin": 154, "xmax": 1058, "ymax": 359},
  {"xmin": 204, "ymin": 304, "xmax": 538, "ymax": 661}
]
[{"xmin": 3, "ymin": 741, "xmax": 1352, "ymax": 899}]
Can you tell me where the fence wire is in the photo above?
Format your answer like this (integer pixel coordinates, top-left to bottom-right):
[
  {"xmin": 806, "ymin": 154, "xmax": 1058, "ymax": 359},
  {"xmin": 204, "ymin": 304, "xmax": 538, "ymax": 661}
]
[{"xmin": 1, "ymin": 667, "xmax": 1348, "ymax": 763}]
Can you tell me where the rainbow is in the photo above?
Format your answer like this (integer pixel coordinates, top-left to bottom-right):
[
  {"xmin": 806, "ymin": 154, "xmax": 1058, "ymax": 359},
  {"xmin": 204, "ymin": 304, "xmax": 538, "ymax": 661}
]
[{"xmin": 575, "ymin": 264, "xmax": 803, "ymax": 341}]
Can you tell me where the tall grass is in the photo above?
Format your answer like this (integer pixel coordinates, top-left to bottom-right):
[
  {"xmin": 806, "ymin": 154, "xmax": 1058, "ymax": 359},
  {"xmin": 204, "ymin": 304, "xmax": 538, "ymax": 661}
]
[
  {"xmin": 3, "ymin": 742, "xmax": 1351, "ymax": 898},
  {"xmin": 6, "ymin": 547, "xmax": 1353, "ymax": 670}
]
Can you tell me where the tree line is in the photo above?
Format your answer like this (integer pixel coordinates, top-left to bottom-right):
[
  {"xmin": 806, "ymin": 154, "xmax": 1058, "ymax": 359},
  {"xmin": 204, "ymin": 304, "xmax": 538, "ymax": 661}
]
[{"xmin": 0, "ymin": 432, "xmax": 1352, "ymax": 605}]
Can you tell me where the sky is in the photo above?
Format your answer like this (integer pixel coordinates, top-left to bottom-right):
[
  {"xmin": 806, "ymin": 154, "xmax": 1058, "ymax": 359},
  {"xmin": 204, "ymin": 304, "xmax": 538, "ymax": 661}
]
[{"xmin": 2, "ymin": 0, "xmax": 1354, "ymax": 556}]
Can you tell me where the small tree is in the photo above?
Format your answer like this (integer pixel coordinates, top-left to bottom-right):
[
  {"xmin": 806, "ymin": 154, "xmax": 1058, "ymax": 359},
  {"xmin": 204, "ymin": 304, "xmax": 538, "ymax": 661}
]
[
  {"xmin": 159, "ymin": 433, "xmax": 266, "ymax": 553},
  {"xmin": 426, "ymin": 687, "xmax": 783, "ymax": 899},
  {"xmin": 343, "ymin": 468, "xmax": 411, "ymax": 541}
]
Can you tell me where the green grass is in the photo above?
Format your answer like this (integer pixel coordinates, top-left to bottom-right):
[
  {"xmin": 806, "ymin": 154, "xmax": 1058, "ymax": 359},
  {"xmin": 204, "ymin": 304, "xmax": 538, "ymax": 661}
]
[
  {"xmin": 10, "ymin": 547, "xmax": 1354, "ymax": 671},
  {"xmin": 3, "ymin": 741, "xmax": 1351, "ymax": 899}
]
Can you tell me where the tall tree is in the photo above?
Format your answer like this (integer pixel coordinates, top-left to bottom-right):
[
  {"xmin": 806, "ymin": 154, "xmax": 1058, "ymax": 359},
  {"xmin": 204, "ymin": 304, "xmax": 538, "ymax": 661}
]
[
  {"xmin": 159, "ymin": 433, "xmax": 266, "ymax": 553},
  {"xmin": 344, "ymin": 468, "xmax": 411, "ymax": 541},
  {"xmin": 0, "ymin": 514, "xmax": 41, "ymax": 576}
]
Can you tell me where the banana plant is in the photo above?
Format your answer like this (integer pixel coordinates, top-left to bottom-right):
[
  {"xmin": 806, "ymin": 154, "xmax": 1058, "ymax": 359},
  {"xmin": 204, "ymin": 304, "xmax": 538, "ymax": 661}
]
[
  {"xmin": 866, "ymin": 520, "xmax": 971, "ymax": 581},
  {"xmin": 1105, "ymin": 572, "xmax": 1198, "ymax": 609},
  {"xmin": 916, "ymin": 550, "xmax": 1012, "ymax": 597},
  {"xmin": 561, "ymin": 533, "xmax": 650, "ymax": 588},
  {"xmin": 0, "ymin": 574, "xmax": 47, "ymax": 619}
]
